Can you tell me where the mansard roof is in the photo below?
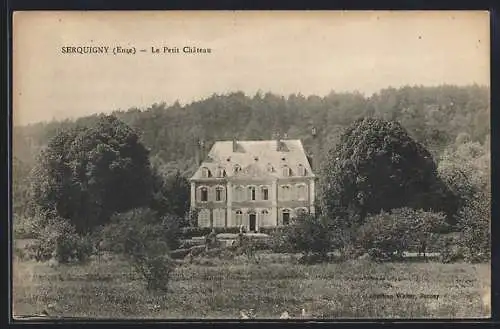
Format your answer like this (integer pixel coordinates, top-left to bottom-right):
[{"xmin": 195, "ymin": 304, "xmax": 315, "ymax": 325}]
[{"xmin": 191, "ymin": 139, "xmax": 314, "ymax": 180}]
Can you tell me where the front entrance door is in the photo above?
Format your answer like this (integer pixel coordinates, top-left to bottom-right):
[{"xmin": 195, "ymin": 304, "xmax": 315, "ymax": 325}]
[{"xmin": 249, "ymin": 213, "xmax": 256, "ymax": 232}]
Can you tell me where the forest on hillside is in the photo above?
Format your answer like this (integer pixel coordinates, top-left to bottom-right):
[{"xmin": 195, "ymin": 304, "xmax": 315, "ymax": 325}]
[{"xmin": 13, "ymin": 84, "xmax": 490, "ymax": 180}]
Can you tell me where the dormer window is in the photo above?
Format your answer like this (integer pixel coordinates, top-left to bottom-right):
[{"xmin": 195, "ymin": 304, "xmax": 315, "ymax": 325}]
[
  {"xmin": 201, "ymin": 167, "xmax": 211, "ymax": 178},
  {"xmin": 216, "ymin": 167, "xmax": 226, "ymax": 178},
  {"xmin": 297, "ymin": 164, "xmax": 306, "ymax": 176},
  {"xmin": 282, "ymin": 165, "xmax": 291, "ymax": 177}
]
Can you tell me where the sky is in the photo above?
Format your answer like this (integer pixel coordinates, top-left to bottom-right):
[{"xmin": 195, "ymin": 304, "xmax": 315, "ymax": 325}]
[{"xmin": 13, "ymin": 11, "xmax": 490, "ymax": 126}]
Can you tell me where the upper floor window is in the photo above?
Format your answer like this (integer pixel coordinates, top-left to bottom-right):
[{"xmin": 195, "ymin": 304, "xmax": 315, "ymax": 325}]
[
  {"xmin": 234, "ymin": 185, "xmax": 245, "ymax": 202},
  {"xmin": 216, "ymin": 167, "xmax": 226, "ymax": 178},
  {"xmin": 267, "ymin": 163, "xmax": 274, "ymax": 173},
  {"xmin": 233, "ymin": 164, "xmax": 242, "ymax": 175},
  {"xmin": 199, "ymin": 186, "xmax": 209, "ymax": 202},
  {"xmin": 282, "ymin": 165, "xmax": 291, "ymax": 177},
  {"xmin": 296, "ymin": 184, "xmax": 307, "ymax": 201},
  {"xmin": 248, "ymin": 186, "xmax": 257, "ymax": 201},
  {"xmin": 261, "ymin": 186, "xmax": 269, "ymax": 201},
  {"xmin": 201, "ymin": 167, "xmax": 211, "ymax": 178},
  {"xmin": 297, "ymin": 164, "xmax": 306, "ymax": 176},
  {"xmin": 215, "ymin": 186, "xmax": 225, "ymax": 202},
  {"xmin": 280, "ymin": 185, "xmax": 291, "ymax": 200}
]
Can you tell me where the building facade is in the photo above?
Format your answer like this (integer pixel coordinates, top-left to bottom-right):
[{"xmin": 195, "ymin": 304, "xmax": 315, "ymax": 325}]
[{"xmin": 190, "ymin": 137, "xmax": 316, "ymax": 231}]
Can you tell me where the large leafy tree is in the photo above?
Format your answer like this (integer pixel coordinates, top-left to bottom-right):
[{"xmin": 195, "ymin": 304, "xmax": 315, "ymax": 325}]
[
  {"xmin": 29, "ymin": 115, "xmax": 154, "ymax": 233},
  {"xmin": 320, "ymin": 117, "xmax": 457, "ymax": 225},
  {"xmin": 150, "ymin": 166, "xmax": 191, "ymax": 223}
]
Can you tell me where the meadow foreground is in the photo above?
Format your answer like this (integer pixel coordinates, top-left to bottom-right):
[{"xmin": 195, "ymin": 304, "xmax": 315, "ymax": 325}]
[{"xmin": 12, "ymin": 251, "xmax": 490, "ymax": 320}]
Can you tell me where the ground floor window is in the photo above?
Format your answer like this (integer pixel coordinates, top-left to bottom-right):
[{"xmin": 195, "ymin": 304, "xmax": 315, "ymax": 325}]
[
  {"xmin": 282, "ymin": 209, "xmax": 291, "ymax": 225},
  {"xmin": 198, "ymin": 209, "xmax": 211, "ymax": 227}
]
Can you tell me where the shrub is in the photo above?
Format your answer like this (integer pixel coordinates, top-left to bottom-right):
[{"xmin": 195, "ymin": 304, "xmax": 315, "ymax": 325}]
[
  {"xmin": 26, "ymin": 216, "xmax": 94, "ymax": 264},
  {"xmin": 100, "ymin": 208, "xmax": 176, "ymax": 291},
  {"xmin": 277, "ymin": 214, "xmax": 332, "ymax": 259},
  {"xmin": 357, "ymin": 211, "xmax": 411, "ymax": 261}
]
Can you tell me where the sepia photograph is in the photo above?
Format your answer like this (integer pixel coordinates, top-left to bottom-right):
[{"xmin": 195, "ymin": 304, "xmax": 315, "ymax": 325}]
[{"xmin": 11, "ymin": 10, "xmax": 490, "ymax": 320}]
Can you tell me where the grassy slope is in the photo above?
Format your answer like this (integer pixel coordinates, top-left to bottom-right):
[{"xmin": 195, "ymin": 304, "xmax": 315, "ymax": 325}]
[{"xmin": 12, "ymin": 252, "xmax": 490, "ymax": 319}]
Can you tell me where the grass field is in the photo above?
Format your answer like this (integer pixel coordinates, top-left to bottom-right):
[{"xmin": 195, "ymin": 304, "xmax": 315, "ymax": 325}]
[{"xmin": 12, "ymin": 249, "xmax": 490, "ymax": 320}]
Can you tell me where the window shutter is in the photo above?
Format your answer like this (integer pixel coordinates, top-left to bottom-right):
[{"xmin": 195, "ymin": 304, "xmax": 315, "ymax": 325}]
[
  {"xmin": 222, "ymin": 187, "xmax": 226, "ymax": 202},
  {"xmin": 196, "ymin": 187, "xmax": 201, "ymax": 202}
]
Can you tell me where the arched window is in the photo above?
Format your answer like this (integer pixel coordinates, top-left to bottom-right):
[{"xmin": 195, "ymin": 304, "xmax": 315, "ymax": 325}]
[
  {"xmin": 261, "ymin": 186, "xmax": 269, "ymax": 201},
  {"xmin": 198, "ymin": 186, "xmax": 209, "ymax": 202},
  {"xmin": 295, "ymin": 207, "xmax": 309, "ymax": 217},
  {"xmin": 233, "ymin": 164, "xmax": 242, "ymax": 174},
  {"xmin": 234, "ymin": 185, "xmax": 244, "ymax": 202},
  {"xmin": 280, "ymin": 185, "xmax": 291, "ymax": 200},
  {"xmin": 216, "ymin": 167, "xmax": 226, "ymax": 178},
  {"xmin": 282, "ymin": 209, "xmax": 291, "ymax": 225},
  {"xmin": 297, "ymin": 164, "xmax": 306, "ymax": 176},
  {"xmin": 261, "ymin": 209, "xmax": 270, "ymax": 227},
  {"xmin": 235, "ymin": 210, "xmax": 243, "ymax": 226},
  {"xmin": 296, "ymin": 184, "xmax": 307, "ymax": 201},
  {"xmin": 201, "ymin": 167, "xmax": 211, "ymax": 178},
  {"xmin": 215, "ymin": 186, "xmax": 225, "ymax": 202},
  {"xmin": 282, "ymin": 165, "xmax": 291, "ymax": 177},
  {"xmin": 248, "ymin": 186, "xmax": 257, "ymax": 201}
]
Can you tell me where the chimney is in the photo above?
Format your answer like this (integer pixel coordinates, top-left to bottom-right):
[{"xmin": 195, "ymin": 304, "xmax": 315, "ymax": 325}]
[
  {"xmin": 232, "ymin": 138, "xmax": 238, "ymax": 152},
  {"xmin": 275, "ymin": 132, "xmax": 282, "ymax": 151},
  {"xmin": 196, "ymin": 139, "xmax": 205, "ymax": 165}
]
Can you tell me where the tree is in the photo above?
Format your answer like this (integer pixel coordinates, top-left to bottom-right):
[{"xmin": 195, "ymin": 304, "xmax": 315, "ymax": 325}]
[
  {"xmin": 320, "ymin": 117, "xmax": 457, "ymax": 225},
  {"xmin": 150, "ymin": 167, "xmax": 191, "ymax": 223},
  {"xmin": 29, "ymin": 115, "xmax": 154, "ymax": 233}
]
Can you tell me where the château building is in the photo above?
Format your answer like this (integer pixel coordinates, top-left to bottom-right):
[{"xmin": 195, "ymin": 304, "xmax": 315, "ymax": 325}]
[{"xmin": 189, "ymin": 134, "xmax": 316, "ymax": 231}]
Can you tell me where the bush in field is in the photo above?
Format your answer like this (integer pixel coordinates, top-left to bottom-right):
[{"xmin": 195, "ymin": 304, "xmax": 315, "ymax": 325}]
[
  {"xmin": 392, "ymin": 208, "xmax": 449, "ymax": 258},
  {"xmin": 278, "ymin": 214, "xmax": 332, "ymax": 260},
  {"xmin": 357, "ymin": 211, "xmax": 412, "ymax": 261},
  {"xmin": 456, "ymin": 192, "xmax": 490, "ymax": 263},
  {"xmin": 26, "ymin": 215, "xmax": 93, "ymax": 263},
  {"xmin": 100, "ymin": 208, "xmax": 175, "ymax": 291}
]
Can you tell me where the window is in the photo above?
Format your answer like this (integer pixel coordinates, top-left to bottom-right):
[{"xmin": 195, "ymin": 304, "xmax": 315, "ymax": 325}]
[
  {"xmin": 296, "ymin": 184, "xmax": 307, "ymax": 201},
  {"xmin": 295, "ymin": 207, "xmax": 308, "ymax": 217},
  {"xmin": 282, "ymin": 166, "xmax": 291, "ymax": 177},
  {"xmin": 235, "ymin": 210, "xmax": 243, "ymax": 226},
  {"xmin": 282, "ymin": 209, "xmax": 291, "ymax": 225},
  {"xmin": 215, "ymin": 186, "xmax": 225, "ymax": 202},
  {"xmin": 233, "ymin": 164, "xmax": 241, "ymax": 174},
  {"xmin": 280, "ymin": 185, "xmax": 291, "ymax": 200},
  {"xmin": 198, "ymin": 209, "xmax": 211, "ymax": 227},
  {"xmin": 267, "ymin": 163, "xmax": 274, "ymax": 172},
  {"xmin": 297, "ymin": 164, "xmax": 306, "ymax": 176},
  {"xmin": 261, "ymin": 209, "xmax": 270, "ymax": 227},
  {"xmin": 216, "ymin": 167, "xmax": 226, "ymax": 178},
  {"xmin": 198, "ymin": 186, "xmax": 209, "ymax": 202},
  {"xmin": 261, "ymin": 186, "xmax": 269, "ymax": 200},
  {"xmin": 213, "ymin": 209, "xmax": 225, "ymax": 227},
  {"xmin": 201, "ymin": 167, "xmax": 211, "ymax": 178},
  {"xmin": 234, "ymin": 185, "xmax": 244, "ymax": 202},
  {"xmin": 248, "ymin": 186, "xmax": 256, "ymax": 201}
]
